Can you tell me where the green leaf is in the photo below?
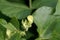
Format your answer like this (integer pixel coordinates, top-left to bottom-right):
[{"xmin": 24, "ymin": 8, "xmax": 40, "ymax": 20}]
[
  {"xmin": 9, "ymin": 32, "xmax": 26, "ymax": 40},
  {"xmin": 50, "ymin": 17, "xmax": 60, "ymax": 40},
  {"xmin": 0, "ymin": 25, "xmax": 6, "ymax": 40},
  {"xmin": 0, "ymin": 19, "xmax": 17, "ymax": 31},
  {"xmin": 0, "ymin": 0, "xmax": 28, "ymax": 9},
  {"xmin": 32, "ymin": 0, "xmax": 57, "ymax": 9},
  {"xmin": 6, "ymin": 0, "xmax": 25, "ymax": 5},
  {"xmin": 54, "ymin": 17, "xmax": 60, "ymax": 34},
  {"xmin": 10, "ymin": 17, "xmax": 20, "ymax": 30},
  {"xmin": 0, "ymin": 0, "xmax": 31, "ymax": 19},
  {"xmin": 54, "ymin": 0, "xmax": 60, "ymax": 15},
  {"xmin": 32, "ymin": 6, "xmax": 55, "ymax": 40}
]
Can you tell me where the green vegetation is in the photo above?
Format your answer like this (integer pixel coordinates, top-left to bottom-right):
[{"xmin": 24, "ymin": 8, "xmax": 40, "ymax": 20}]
[{"xmin": 0, "ymin": 0, "xmax": 60, "ymax": 40}]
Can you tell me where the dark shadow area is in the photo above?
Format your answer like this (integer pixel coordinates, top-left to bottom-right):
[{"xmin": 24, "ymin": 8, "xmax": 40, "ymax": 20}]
[
  {"xmin": 25, "ymin": 0, "xmax": 29, "ymax": 7},
  {"xmin": 50, "ymin": 8, "xmax": 56, "ymax": 15},
  {"xmin": 32, "ymin": 0, "xmax": 35, "ymax": 2},
  {"xmin": 0, "ymin": 11, "xmax": 11, "ymax": 22},
  {"xmin": 31, "ymin": 9, "xmax": 36, "ymax": 15},
  {"xmin": 27, "ymin": 23, "xmax": 39, "ymax": 40}
]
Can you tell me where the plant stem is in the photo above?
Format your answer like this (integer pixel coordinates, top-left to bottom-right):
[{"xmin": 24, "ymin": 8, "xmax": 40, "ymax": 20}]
[{"xmin": 29, "ymin": 0, "xmax": 32, "ymax": 9}]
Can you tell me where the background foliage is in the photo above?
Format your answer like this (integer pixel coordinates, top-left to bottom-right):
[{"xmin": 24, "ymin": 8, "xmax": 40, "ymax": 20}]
[{"xmin": 0, "ymin": 0, "xmax": 60, "ymax": 40}]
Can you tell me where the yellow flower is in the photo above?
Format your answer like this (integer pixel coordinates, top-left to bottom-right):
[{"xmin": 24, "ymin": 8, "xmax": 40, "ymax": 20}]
[
  {"xmin": 27, "ymin": 15, "xmax": 33, "ymax": 24},
  {"xmin": 6, "ymin": 29, "xmax": 11, "ymax": 38},
  {"xmin": 22, "ymin": 15, "xmax": 33, "ymax": 31}
]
